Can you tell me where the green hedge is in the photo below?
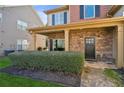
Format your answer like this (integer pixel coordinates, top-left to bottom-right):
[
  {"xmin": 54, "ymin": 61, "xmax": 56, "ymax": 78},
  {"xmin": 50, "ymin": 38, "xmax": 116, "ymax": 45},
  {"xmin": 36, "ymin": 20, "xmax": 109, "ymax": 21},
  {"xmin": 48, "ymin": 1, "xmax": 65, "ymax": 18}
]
[{"xmin": 8, "ymin": 51, "xmax": 84, "ymax": 74}]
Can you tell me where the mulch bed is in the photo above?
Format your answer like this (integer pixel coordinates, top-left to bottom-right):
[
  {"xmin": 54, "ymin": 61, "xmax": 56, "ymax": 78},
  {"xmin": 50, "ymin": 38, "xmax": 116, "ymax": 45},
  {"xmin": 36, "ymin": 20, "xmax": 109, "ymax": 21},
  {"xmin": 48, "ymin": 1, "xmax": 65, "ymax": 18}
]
[{"xmin": 0, "ymin": 66, "xmax": 81, "ymax": 87}]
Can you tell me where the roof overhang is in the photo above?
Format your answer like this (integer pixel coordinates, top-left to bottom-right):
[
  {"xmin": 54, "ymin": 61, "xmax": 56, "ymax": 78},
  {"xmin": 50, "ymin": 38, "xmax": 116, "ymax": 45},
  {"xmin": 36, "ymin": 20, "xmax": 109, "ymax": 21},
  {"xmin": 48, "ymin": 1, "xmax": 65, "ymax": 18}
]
[
  {"xmin": 28, "ymin": 16, "xmax": 124, "ymax": 34},
  {"xmin": 107, "ymin": 5, "xmax": 122, "ymax": 17},
  {"xmin": 44, "ymin": 5, "xmax": 69, "ymax": 14}
]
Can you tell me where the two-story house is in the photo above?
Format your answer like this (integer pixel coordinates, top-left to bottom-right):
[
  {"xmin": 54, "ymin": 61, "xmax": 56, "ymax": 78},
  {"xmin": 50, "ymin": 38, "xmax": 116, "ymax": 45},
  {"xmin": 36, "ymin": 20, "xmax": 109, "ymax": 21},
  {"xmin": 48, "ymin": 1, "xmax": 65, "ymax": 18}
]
[
  {"xmin": 28, "ymin": 5, "xmax": 124, "ymax": 68},
  {"xmin": 0, "ymin": 6, "xmax": 46, "ymax": 55},
  {"xmin": 44, "ymin": 6, "xmax": 69, "ymax": 51}
]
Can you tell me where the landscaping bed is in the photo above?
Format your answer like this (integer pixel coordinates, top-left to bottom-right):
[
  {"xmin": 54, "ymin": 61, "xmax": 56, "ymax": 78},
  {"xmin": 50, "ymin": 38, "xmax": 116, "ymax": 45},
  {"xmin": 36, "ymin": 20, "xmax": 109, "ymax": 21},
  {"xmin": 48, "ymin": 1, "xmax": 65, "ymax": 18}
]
[
  {"xmin": 104, "ymin": 68, "xmax": 124, "ymax": 87},
  {"xmin": 0, "ymin": 57, "xmax": 64, "ymax": 87},
  {"xmin": 5, "ymin": 51, "xmax": 84, "ymax": 86},
  {"xmin": 0, "ymin": 66, "xmax": 80, "ymax": 86}
]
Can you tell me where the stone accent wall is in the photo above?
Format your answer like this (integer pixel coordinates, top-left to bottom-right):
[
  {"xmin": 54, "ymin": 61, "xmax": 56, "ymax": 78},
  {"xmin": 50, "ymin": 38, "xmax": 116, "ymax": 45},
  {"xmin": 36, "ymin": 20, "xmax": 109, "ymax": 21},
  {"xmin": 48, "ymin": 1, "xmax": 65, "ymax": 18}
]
[
  {"xmin": 69, "ymin": 28, "xmax": 114, "ymax": 62},
  {"xmin": 46, "ymin": 32, "xmax": 64, "ymax": 39}
]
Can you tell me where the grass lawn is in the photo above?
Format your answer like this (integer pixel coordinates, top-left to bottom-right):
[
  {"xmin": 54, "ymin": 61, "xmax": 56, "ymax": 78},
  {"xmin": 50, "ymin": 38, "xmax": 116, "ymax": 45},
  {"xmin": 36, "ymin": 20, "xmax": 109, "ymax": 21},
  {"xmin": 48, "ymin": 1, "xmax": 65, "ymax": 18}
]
[
  {"xmin": 0, "ymin": 57, "xmax": 64, "ymax": 87},
  {"xmin": 0, "ymin": 72, "xmax": 64, "ymax": 87},
  {"xmin": 0, "ymin": 57, "xmax": 12, "ymax": 68},
  {"xmin": 104, "ymin": 69, "xmax": 124, "ymax": 87}
]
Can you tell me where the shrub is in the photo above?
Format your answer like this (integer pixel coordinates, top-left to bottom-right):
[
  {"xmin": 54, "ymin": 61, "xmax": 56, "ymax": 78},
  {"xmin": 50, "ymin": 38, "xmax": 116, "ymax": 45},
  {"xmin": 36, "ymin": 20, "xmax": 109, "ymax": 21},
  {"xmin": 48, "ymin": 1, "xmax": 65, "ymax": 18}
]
[
  {"xmin": 37, "ymin": 47, "xmax": 42, "ymax": 51},
  {"xmin": 8, "ymin": 51, "xmax": 84, "ymax": 75}
]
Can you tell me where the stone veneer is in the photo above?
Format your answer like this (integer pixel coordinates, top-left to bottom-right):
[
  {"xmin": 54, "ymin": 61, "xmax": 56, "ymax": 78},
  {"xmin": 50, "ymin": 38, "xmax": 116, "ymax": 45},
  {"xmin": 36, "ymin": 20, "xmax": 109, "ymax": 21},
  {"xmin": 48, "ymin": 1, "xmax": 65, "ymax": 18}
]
[
  {"xmin": 45, "ymin": 28, "xmax": 114, "ymax": 62},
  {"xmin": 46, "ymin": 32, "xmax": 64, "ymax": 39},
  {"xmin": 69, "ymin": 28, "xmax": 114, "ymax": 62}
]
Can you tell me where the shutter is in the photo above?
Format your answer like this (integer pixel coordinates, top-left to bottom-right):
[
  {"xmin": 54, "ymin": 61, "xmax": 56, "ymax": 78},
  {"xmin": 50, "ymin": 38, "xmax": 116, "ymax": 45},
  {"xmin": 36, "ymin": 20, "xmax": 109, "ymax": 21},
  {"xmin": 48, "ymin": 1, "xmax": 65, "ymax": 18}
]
[
  {"xmin": 64, "ymin": 12, "xmax": 67, "ymax": 24},
  {"xmin": 52, "ymin": 14, "xmax": 55, "ymax": 25},
  {"xmin": 49, "ymin": 39, "xmax": 53, "ymax": 51},
  {"xmin": 95, "ymin": 5, "xmax": 100, "ymax": 17},
  {"xmin": 80, "ymin": 5, "xmax": 84, "ymax": 19}
]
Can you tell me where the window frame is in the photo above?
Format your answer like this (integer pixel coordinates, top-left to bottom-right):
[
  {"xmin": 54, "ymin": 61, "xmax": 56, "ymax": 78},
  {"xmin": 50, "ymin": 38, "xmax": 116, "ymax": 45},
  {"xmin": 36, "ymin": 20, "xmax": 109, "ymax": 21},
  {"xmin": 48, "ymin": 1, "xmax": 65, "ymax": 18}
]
[
  {"xmin": 51, "ymin": 11, "xmax": 67, "ymax": 26},
  {"xmin": 84, "ymin": 5, "xmax": 95, "ymax": 19},
  {"xmin": 52, "ymin": 39, "xmax": 65, "ymax": 51},
  {"xmin": 0, "ymin": 13, "xmax": 2, "ymax": 24},
  {"xmin": 17, "ymin": 20, "xmax": 28, "ymax": 31},
  {"xmin": 17, "ymin": 39, "xmax": 28, "ymax": 50}
]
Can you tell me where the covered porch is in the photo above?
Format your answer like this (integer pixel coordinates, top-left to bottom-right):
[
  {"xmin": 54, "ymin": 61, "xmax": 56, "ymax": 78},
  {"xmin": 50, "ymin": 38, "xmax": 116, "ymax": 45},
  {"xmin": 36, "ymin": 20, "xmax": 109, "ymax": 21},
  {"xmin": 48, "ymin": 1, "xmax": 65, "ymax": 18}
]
[{"xmin": 28, "ymin": 17, "xmax": 124, "ymax": 68}]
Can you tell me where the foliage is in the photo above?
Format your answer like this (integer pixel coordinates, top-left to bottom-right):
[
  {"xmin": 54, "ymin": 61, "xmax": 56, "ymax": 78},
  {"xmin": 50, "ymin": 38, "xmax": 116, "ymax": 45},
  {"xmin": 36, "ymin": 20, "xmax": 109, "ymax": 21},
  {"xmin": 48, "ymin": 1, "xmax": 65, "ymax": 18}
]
[
  {"xmin": 104, "ymin": 69, "xmax": 124, "ymax": 87},
  {"xmin": 8, "ymin": 51, "xmax": 84, "ymax": 74},
  {"xmin": 37, "ymin": 47, "xmax": 42, "ymax": 51}
]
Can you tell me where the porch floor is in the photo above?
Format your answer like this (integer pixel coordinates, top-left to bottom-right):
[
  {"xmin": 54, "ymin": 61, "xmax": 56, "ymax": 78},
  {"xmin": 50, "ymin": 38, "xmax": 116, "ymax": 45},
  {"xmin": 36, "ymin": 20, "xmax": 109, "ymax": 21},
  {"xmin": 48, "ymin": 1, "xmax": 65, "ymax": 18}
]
[{"xmin": 84, "ymin": 61, "xmax": 117, "ymax": 69}]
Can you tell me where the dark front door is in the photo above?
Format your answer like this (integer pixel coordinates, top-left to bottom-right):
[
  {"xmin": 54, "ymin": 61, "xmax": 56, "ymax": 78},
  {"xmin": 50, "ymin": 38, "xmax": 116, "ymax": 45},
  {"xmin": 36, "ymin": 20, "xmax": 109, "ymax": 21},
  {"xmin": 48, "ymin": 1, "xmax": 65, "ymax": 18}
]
[{"xmin": 85, "ymin": 37, "xmax": 95, "ymax": 60}]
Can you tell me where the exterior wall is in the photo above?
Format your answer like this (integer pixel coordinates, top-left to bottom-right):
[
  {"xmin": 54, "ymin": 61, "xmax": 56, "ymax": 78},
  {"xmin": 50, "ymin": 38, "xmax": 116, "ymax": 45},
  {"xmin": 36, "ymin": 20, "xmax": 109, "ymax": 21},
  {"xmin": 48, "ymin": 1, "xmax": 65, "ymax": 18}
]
[
  {"xmin": 113, "ymin": 6, "xmax": 124, "ymax": 17},
  {"xmin": 69, "ymin": 28, "xmax": 114, "ymax": 62},
  {"xmin": 46, "ymin": 32, "xmax": 64, "ymax": 39},
  {"xmin": 47, "ymin": 10, "xmax": 69, "ymax": 26},
  {"xmin": 36, "ymin": 34, "xmax": 46, "ymax": 49},
  {"xmin": 0, "ymin": 6, "xmax": 45, "ymax": 55},
  {"xmin": 69, "ymin": 5, "xmax": 111, "ymax": 23}
]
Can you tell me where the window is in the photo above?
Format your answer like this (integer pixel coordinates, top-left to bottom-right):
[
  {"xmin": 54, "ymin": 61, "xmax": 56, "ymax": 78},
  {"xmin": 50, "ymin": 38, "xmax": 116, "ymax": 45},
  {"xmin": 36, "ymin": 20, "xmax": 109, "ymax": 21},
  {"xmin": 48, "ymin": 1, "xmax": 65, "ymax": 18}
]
[
  {"xmin": 17, "ymin": 20, "xmax": 28, "ymax": 31},
  {"xmin": 123, "ymin": 12, "xmax": 124, "ymax": 16},
  {"xmin": 17, "ymin": 40, "xmax": 28, "ymax": 50},
  {"xmin": 84, "ymin": 5, "xmax": 95, "ymax": 19},
  {"xmin": 52, "ymin": 39, "xmax": 65, "ymax": 51},
  {"xmin": 51, "ymin": 11, "xmax": 67, "ymax": 26},
  {"xmin": 80, "ymin": 5, "xmax": 100, "ymax": 19},
  {"xmin": 57, "ymin": 40, "xmax": 65, "ymax": 48},
  {"xmin": 60, "ymin": 12, "xmax": 64, "ymax": 24},
  {"xmin": 0, "ymin": 13, "xmax": 2, "ymax": 23}
]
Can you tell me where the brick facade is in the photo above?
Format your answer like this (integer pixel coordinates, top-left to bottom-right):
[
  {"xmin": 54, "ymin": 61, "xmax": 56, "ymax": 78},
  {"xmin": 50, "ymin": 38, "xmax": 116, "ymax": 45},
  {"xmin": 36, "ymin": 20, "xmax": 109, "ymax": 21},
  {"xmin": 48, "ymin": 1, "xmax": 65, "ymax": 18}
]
[
  {"xmin": 69, "ymin": 28, "xmax": 114, "ymax": 62},
  {"xmin": 45, "ymin": 5, "xmax": 115, "ymax": 62},
  {"xmin": 46, "ymin": 32, "xmax": 64, "ymax": 39},
  {"xmin": 69, "ymin": 5, "xmax": 111, "ymax": 23}
]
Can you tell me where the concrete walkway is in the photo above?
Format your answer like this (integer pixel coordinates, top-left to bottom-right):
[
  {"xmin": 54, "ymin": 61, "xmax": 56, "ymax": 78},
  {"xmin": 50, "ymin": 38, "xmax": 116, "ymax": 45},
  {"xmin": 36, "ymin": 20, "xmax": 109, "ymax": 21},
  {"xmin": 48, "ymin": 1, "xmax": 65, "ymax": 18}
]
[
  {"xmin": 81, "ymin": 62, "xmax": 116, "ymax": 87},
  {"xmin": 85, "ymin": 61, "xmax": 117, "ymax": 69}
]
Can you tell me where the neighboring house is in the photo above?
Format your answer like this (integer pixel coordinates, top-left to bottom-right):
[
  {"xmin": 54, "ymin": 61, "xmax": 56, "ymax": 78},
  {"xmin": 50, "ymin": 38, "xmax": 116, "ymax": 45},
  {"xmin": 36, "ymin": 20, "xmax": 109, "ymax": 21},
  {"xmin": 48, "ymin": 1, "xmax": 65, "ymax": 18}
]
[
  {"xmin": 28, "ymin": 5, "xmax": 124, "ymax": 68},
  {"xmin": 0, "ymin": 6, "xmax": 46, "ymax": 55}
]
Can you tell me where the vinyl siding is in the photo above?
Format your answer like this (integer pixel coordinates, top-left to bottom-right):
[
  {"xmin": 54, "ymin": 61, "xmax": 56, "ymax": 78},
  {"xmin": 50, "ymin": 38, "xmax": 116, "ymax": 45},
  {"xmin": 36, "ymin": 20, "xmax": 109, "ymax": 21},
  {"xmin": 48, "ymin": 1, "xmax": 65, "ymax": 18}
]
[{"xmin": 0, "ymin": 6, "xmax": 45, "ymax": 55}]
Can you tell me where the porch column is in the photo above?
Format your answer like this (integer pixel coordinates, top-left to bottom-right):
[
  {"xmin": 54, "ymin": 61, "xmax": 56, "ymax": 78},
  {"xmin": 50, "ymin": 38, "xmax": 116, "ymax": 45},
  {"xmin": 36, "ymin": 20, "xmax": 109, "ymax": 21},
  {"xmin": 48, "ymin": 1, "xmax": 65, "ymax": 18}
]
[
  {"xmin": 117, "ymin": 24, "xmax": 124, "ymax": 68},
  {"xmin": 32, "ymin": 32, "xmax": 36, "ymax": 50},
  {"xmin": 64, "ymin": 29, "xmax": 70, "ymax": 51}
]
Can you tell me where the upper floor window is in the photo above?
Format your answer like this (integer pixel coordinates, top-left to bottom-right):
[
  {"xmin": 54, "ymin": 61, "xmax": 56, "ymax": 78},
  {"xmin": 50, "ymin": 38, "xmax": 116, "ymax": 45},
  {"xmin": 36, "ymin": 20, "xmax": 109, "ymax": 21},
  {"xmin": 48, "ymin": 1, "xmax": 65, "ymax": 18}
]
[
  {"xmin": 51, "ymin": 11, "xmax": 67, "ymax": 26},
  {"xmin": 0, "ymin": 13, "xmax": 2, "ymax": 24},
  {"xmin": 17, "ymin": 20, "xmax": 28, "ymax": 31},
  {"xmin": 84, "ymin": 5, "xmax": 95, "ymax": 19},
  {"xmin": 80, "ymin": 5, "xmax": 100, "ymax": 19}
]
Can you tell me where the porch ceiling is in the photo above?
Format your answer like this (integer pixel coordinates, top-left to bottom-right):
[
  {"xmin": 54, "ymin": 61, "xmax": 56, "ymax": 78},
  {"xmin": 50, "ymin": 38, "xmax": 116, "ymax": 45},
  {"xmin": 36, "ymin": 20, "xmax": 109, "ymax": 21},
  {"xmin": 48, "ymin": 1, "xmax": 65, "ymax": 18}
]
[
  {"xmin": 36, "ymin": 30, "xmax": 64, "ymax": 35},
  {"xmin": 28, "ymin": 16, "xmax": 124, "ymax": 34}
]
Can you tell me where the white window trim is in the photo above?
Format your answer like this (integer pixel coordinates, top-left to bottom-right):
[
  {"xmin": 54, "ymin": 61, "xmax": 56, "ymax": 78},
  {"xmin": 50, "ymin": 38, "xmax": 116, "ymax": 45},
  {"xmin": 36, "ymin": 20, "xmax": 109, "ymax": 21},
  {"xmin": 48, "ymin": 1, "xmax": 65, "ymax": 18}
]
[
  {"xmin": 84, "ymin": 5, "xmax": 95, "ymax": 19},
  {"xmin": 50, "ymin": 11, "xmax": 68, "ymax": 26},
  {"xmin": 0, "ymin": 13, "xmax": 2, "ymax": 24},
  {"xmin": 17, "ymin": 20, "xmax": 28, "ymax": 31},
  {"xmin": 16, "ymin": 39, "xmax": 28, "ymax": 50},
  {"xmin": 123, "ymin": 11, "xmax": 124, "ymax": 16}
]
